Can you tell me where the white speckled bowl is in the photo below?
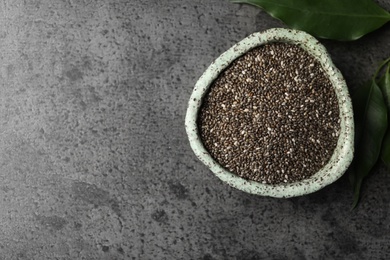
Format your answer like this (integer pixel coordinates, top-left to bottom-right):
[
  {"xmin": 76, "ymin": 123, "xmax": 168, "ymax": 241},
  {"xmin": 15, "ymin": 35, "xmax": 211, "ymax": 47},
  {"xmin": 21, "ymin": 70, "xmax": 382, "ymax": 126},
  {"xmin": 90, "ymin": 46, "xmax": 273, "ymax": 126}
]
[{"xmin": 185, "ymin": 28, "xmax": 354, "ymax": 198}]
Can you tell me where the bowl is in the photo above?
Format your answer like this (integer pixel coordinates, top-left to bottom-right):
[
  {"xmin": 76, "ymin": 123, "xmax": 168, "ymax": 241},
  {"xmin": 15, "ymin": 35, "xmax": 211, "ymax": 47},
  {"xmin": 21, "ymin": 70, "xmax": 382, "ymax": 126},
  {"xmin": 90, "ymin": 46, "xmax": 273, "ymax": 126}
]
[{"xmin": 185, "ymin": 28, "xmax": 354, "ymax": 198}]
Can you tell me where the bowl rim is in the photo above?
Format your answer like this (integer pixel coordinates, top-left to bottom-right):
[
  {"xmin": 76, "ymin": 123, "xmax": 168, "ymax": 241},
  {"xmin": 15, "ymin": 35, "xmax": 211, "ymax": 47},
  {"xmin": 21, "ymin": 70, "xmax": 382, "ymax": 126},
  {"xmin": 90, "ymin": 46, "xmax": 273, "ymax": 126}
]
[{"xmin": 185, "ymin": 28, "xmax": 354, "ymax": 198}]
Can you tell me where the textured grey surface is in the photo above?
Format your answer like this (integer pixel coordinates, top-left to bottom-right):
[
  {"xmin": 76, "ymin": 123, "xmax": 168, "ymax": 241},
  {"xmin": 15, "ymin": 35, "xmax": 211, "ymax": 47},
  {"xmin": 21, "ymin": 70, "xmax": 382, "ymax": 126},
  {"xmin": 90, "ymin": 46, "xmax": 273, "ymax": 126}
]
[{"xmin": 0, "ymin": 0, "xmax": 390, "ymax": 259}]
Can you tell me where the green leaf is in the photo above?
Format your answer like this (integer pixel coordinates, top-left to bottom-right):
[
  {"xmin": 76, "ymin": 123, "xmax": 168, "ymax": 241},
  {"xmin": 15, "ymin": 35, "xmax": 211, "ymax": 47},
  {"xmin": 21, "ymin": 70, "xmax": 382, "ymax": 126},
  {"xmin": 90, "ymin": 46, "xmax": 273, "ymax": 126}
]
[
  {"xmin": 350, "ymin": 80, "xmax": 388, "ymax": 208},
  {"xmin": 380, "ymin": 132, "xmax": 390, "ymax": 169},
  {"xmin": 231, "ymin": 0, "xmax": 390, "ymax": 40},
  {"xmin": 379, "ymin": 64, "xmax": 390, "ymax": 168},
  {"xmin": 378, "ymin": 63, "xmax": 390, "ymax": 106}
]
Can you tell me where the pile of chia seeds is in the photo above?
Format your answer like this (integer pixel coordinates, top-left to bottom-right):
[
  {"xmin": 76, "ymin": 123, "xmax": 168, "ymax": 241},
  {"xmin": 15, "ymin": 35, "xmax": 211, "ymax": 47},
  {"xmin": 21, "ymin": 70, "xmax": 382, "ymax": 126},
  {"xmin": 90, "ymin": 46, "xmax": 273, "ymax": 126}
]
[{"xmin": 198, "ymin": 42, "xmax": 340, "ymax": 184}]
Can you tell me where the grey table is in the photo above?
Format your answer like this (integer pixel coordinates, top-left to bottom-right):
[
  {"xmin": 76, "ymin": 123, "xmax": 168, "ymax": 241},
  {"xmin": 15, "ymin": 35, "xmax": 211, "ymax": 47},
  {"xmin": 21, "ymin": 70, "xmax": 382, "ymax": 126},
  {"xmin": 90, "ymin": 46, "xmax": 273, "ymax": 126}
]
[{"xmin": 0, "ymin": 0, "xmax": 389, "ymax": 259}]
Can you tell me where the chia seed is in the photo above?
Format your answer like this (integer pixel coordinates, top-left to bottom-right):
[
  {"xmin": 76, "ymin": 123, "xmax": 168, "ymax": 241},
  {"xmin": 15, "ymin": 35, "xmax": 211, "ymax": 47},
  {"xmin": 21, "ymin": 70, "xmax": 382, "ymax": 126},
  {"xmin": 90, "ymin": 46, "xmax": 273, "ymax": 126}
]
[{"xmin": 197, "ymin": 42, "xmax": 340, "ymax": 184}]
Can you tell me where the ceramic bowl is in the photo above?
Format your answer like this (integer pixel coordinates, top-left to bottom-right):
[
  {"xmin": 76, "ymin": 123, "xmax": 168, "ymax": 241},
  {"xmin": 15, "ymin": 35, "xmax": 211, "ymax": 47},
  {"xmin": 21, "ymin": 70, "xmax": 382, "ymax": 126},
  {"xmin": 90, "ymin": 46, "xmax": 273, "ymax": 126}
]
[{"xmin": 185, "ymin": 28, "xmax": 354, "ymax": 198}]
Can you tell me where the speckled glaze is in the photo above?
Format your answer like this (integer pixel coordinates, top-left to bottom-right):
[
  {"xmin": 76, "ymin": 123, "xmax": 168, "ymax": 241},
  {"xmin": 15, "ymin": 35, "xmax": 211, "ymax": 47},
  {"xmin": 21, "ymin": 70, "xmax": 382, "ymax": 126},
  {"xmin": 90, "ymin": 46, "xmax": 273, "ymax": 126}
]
[{"xmin": 185, "ymin": 28, "xmax": 354, "ymax": 198}]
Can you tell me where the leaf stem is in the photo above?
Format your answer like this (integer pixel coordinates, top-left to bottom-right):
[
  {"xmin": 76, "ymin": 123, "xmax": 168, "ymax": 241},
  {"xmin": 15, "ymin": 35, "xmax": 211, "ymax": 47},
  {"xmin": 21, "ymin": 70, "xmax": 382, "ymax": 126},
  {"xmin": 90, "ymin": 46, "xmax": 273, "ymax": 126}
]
[{"xmin": 351, "ymin": 178, "xmax": 363, "ymax": 209}]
